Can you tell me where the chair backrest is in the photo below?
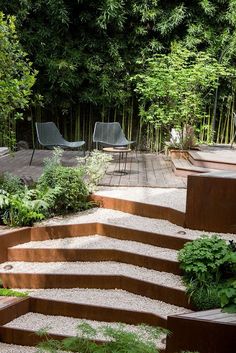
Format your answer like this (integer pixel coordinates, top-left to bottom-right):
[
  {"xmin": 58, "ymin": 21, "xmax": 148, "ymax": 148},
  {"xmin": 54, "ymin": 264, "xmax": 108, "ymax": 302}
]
[
  {"xmin": 36, "ymin": 122, "xmax": 65, "ymax": 147},
  {"xmin": 93, "ymin": 122, "xmax": 128, "ymax": 146}
]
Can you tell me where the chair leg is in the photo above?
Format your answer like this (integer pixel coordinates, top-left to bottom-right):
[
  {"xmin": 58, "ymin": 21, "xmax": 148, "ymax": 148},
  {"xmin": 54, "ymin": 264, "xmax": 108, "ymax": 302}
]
[{"xmin": 29, "ymin": 148, "xmax": 35, "ymax": 165}]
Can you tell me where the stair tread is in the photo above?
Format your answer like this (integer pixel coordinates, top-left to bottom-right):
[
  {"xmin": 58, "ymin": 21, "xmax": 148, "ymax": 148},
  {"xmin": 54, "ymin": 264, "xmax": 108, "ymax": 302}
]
[
  {"xmin": 0, "ymin": 261, "xmax": 185, "ymax": 290},
  {"xmin": 4, "ymin": 312, "xmax": 167, "ymax": 348},
  {"xmin": 11, "ymin": 235, "xmax": 178, "ymax": 261},
  {"xmin": 172, "ymin": 158, "xmax": 216, "ymax": 172},
  {"xmin": 27, "ymin": 288, "xmax": 191, "ymax": 318}
]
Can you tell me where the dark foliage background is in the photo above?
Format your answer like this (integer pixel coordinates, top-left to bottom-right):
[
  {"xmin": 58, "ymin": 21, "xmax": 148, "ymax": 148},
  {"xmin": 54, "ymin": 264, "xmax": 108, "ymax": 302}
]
[{"xmin": 1, "ymin": 0, "xmax": 236, "ymax": 149}]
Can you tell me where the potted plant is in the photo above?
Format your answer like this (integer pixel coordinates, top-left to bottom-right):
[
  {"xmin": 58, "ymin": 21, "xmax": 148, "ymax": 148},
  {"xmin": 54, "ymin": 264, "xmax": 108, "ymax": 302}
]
[{"xmin": 166, "ymin": 125, "xmax": 199, "ymax": 159}]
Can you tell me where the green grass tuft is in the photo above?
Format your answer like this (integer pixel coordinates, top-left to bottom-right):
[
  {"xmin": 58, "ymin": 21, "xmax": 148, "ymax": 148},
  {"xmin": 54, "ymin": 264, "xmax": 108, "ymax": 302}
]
[{"xmin": 0, "ymin": 288, "xmax": 28, "ymax": 297}]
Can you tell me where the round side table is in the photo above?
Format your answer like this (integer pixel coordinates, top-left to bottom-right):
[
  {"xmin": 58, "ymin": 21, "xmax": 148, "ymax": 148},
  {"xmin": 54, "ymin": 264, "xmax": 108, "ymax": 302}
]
[{"xmin": 103, "ymin": 147, "xmax": 131, "ymax": 175}]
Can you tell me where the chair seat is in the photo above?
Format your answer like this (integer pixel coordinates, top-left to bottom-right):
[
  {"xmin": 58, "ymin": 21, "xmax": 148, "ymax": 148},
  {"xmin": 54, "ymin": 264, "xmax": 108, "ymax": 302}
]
[
  {"xmin": 48, "ymin": 140, "xmax": 85, "ymax": 149},
  {"xmin": 29, "ymin": 122, "xmax": 85, "ymax": 165}
]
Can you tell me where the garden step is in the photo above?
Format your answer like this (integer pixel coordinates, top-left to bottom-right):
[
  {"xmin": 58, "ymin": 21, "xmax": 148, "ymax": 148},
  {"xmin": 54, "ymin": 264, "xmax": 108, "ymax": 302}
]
[
  {"xmin": 171, "ymin": 158, "xmax": 218, "ymax": 177},
  {"xmin": 95, "ymin": 187, "xmax": 187, "ymax": 213},
  {"xmin": 0, "ymin": 261, "xmax": 184, "ymax": 290},
  {"xmin": 0, "ymin": 261, "xmax": 188, "ymax": 307},
  {"xmin": 188, "ymin": 149, "xmax": 236, "ymax": 171},
  {"xmin": 10, "ymin": 234, "xmax": 179, "ymax": 260},
  {"xmin": 28, "ymin": 288, "xmax": 191, "ymax": 320},
  {"xmin": 2, "ymin": 312, "xmax": 167, "ymax": 351},
  {"xmin": 8, "ymin": 235, "xmax": 180, "ymax": 274}
]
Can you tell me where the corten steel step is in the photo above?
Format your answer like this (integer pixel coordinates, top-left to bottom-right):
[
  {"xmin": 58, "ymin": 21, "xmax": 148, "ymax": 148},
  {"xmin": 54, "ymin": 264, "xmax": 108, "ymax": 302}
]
[
  {"xmin": 0, "ymin": 297, "xmax": 167, "ymax": 351},
  {"xmin": 0, "ymin": 221, "xmax": 190, "ymax": 309},
  {"xmin": 0, "ymin": 202, "xmax": 194, "ymax": 352},
  {"xmin": 0, "ymin": 273, "xmax": 189, "ymax": 308},
  {"xmin": 8, "ymin": 248, "xmax": 180, "ymax": 275},
  {"xmin": 0, "ymin": 326, "xmax": 165, "ymax": 353},
  {"xmin": 0, "ymin": 222, "xmax": 189, "ymax": 265},
  {"xmin": 90, "ymin": 195, "xmax": 185, "ymax": 226}
]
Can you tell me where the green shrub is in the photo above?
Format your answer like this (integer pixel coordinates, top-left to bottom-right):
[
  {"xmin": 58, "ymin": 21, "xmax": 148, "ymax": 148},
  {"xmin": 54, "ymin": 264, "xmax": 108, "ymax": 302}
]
[
  {"xmin": 0, "ymin": 148, "xmax": 108, "ymax": 226},
  {"xmin": 219, "ymin": 273, "xmax": 236, "ymax": 313},
  {"xmin": 221, "ymin": 242, "xmax": 236, "ymax": 278},
  {"xmin": 38, "ymin": 164, "xmax": 90, "ymax": 214},
  {"xmin": 178, "ymin": 235, "xmax": 236, "ymax": 310},
  {"xmin": 0, "ymin": 188, "xmax": 48, "ymax": 226},
  {"xmin": 78, "ymin": 149, "xmax": 112, "ymax": 192},
  {"xmin": 37, "ymin": 322, "xmax": 166, "ymax": 353},
  {"xmin": 0, "ymin": 172, "xmax": 24, "ymax": 194},
  {"xmin": 178, "ymin": 235, "xmax": 230, "ymax": 286},
  {"xmin": 189, "ymin": 284, "xmax": 221, "ymax": 310}
]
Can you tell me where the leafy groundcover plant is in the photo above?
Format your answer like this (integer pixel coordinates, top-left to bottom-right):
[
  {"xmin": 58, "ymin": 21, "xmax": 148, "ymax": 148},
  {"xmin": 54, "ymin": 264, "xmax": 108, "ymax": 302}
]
[
  {"xmin": 0, "ymin": 278, "xmax": 28, "ymax": 297},
  {"xmin": 0, "ymin": 148, "xmax": 111, "ymax": 226},
  {"xmin": 37, "ymin": 322, "xmax": 167, "ymax": 353},
  {"xmin": 0, "ymin": 288, "xmax": 27, "ymax": 297},
  {"xmin": 178, "ymin": 235, "xmax": 236, "ymax": 311}
]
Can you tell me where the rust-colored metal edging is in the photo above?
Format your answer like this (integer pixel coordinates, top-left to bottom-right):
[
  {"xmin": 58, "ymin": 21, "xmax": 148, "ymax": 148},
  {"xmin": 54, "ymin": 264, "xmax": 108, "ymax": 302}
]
[{"xmin": 0, "ymin": 273, "xmax": 189, "ymax": 308}]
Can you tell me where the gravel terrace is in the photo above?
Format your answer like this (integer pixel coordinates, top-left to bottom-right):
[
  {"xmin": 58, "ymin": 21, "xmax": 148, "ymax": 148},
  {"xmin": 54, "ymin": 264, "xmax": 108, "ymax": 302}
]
[
  {"xmin": 11, "ymin": 235, "xmax": 178, "ymax": 261},
  {"xmin": 27, "ymin": 288, "xmax": 191, "ymax": 317},
  {"xmin": 38, "ymin": 207, "xmax": 235, "ymax": 241},
  {"xmin": 4, "ymin": 312, "xmax": 167, "ymax": 348},
  {"xmin": 0, "ymin": 261, "xmax": 184, "ymax": 289},
  {"xmin": 95, "ymin": 187, "xmax": 187, "ymax": 212}
]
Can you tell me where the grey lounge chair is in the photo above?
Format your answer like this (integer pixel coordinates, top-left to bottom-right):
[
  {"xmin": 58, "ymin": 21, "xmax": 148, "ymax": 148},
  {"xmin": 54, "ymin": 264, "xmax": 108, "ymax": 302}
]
[
  {"xmin": 92, "ymin": 122, "xmax": 135, "ymax": 149},
  {"xmin": 30, "ymin": 122, "xmax": 85, "ymax": 165}
]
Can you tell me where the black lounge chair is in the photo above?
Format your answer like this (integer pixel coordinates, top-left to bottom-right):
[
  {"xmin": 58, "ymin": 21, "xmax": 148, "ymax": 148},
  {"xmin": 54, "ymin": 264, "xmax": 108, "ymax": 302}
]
[
  {"xmin": 29, "ymin": 121, "xmax": 85, "ymax": 165},
  {"xmin": 92, "ymin": 122, "xmax": 135, "ymax": 149}
]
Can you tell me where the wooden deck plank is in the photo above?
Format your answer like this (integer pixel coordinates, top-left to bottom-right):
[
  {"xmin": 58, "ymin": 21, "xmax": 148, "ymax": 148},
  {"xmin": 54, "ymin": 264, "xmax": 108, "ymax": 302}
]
[{"xmin": 0, "ymin": 149, "xmax": 186, "ymax": 188}]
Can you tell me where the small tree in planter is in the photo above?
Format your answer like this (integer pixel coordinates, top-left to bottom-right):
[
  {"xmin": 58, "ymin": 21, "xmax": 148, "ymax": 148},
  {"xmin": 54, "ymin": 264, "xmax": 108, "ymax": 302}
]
[
  {"xmin": 167, "ymin": 125, "xmax": 198, "ymax": 159},
  {"xmin": 133, "ymin": 43, "xmax": 231, "ymax": 152}
]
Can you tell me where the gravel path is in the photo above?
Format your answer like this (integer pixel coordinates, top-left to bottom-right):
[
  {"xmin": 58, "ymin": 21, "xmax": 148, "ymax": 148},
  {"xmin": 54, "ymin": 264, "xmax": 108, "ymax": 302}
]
[
  {"xmin": 28, "ymin": 288, "xmax": 191, "ymax": 317},
  {"xmin": 0, "ymin": 261, "xmax": 184, "ymax": 289},
  {"xmin": 0, "ymin": 344, "xmax": 38, "ymax": 353},
  {"xmin": 12, "ymin": 235, "xmax": 178, "ymax": 261},
  {"xmin": 4, "ymin": 312, "xmax": 166, "ymax": 347},
  {"xmin": 0, "ymin": 344, "xmax": 69, "ymax": 353},
  {"xmin": 95, "ymin": 187, "xmax": 187, "ymax": 212},
  {"xmin": 38, "ymin": 207, "xmax": 235, "ymax": 241}
]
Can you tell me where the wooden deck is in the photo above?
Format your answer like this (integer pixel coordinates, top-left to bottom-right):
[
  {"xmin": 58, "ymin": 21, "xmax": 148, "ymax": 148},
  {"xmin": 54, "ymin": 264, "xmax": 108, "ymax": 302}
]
[
  {"xmin": 172, "ymin": 144, "xmax": 236, "ymax": 176},
  {"xmin": 0, "ymin": 150, "xmax": 187, "ymax": 188}
]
